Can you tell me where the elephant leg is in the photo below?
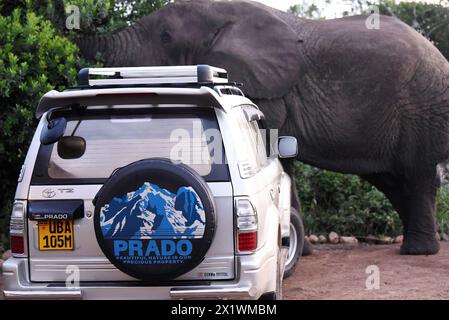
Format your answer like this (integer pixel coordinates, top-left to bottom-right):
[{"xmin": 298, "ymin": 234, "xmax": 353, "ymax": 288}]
[
  {"xmin": 281, "ymin": 159, "xmax": 313, "ymax": 256},
  {"xmin": 361, "ymin": 173, "xmax": 409, "ymax": 235},
  {"xmin": 399, "ymin": 170, "xmax": 440, "ymax": 255},
  {"xmin": 362, "ymin": 170, "xmax": 440, "ymax": 255}
]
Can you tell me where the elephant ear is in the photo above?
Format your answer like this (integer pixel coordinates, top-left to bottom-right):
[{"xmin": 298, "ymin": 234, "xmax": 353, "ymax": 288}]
[{"xmin": 204, "ymin": 4, "xmax": 302, "ymax": 99}]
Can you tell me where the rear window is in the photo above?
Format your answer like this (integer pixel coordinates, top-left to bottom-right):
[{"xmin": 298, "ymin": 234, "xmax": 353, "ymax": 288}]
[{"xmin": 32, "ymin": 108, "xmax": 230, "ymax": 184}]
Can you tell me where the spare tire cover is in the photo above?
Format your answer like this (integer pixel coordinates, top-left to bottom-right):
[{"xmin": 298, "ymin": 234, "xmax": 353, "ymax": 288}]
[{"xmin": 93, "ymin": 158, "xmax": 216, "ymax": 281}]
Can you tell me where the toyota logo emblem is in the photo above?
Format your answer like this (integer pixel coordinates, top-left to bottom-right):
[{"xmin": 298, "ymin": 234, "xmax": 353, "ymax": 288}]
[{"xmin": 42, "ymin": 188, "xmax": 56, "ymax": 198}]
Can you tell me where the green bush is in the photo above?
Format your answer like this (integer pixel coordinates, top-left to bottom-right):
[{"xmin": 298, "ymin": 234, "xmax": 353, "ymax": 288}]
[
  {"xmin": 0, "ymin": 1, "xmax": 170, "ymax": 251},
  {"xmin": 0, "ymin": 8, "xmax": 81, "ymax": 250},
  {"xmin": 294, "ymin": 163, "xmax": 402, "ymax": 237},
  {"xmin": 436, "ymin": 186, "xmax": 449, "ymax": 235},
  {"xmin": 12, "ymin": 0, "xmax": 171, "ymax": 35}
]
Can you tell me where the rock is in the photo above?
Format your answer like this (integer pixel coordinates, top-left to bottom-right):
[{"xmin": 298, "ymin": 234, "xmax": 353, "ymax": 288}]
[
  {"xmin": 366, "ymin": 234, "xmax": 377, "ymax": 244},
  {"xmin": 441, "ymin": 233, "xmax": 449, "ymax": 242},
  {"xmin": 340, "ymin": 236, "xmax": 358, "ymax": 245},
  {"xmin": 318, "ymin": 235, "xmax": 327, "ymax": 243},
  {"xmin": 394, "ymin": 235, "xmax": 404, "ymax": 244},
  {"xmin": 379, "ymin": 236, "xmax": 394, "ymax": 244},
  {"xmin": 328, "ymin": 232, "xmax": 339, "ymax": 244},
  {"xmin": 309, "ymin": 234, "xmax": 319, "ymax": 244},
  {"xmin": 1, "ymin": 250, "xmax": 11, "ymax": 261},
  {"xmin": 435, "ymin": 232, "xmax": 441, "ymax": 241}
]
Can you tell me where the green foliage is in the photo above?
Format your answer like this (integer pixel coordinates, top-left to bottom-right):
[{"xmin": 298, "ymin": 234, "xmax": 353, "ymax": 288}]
[
  {"xmin": 294, "ymin": 163, "xmax": 402, "ymax": 236},
  {"xmin": 104, "ymin": 0, "xmax": 170, "ymax": 32},
  {"xmin": 436, "ymin": 186, "xmax": 449, "ymax": 235},
  {"xmin": 0, "ymin": 1, "xmax": 169, "ymax": 250},
  {"xmin": 7, "ymin": 0, "xmax": 171, "ymax": 35},
  {"xmin": 289, "ymin": 1, "xmax": 323, "ymax": 19},
  {"xmin": 0, "ymin": 7, "xmax": 81, "ymax": 249}
]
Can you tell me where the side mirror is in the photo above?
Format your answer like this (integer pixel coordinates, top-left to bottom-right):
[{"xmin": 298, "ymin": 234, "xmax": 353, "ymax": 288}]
[
  {"xmin": 57, "ymin": 136, "xmax": 86, "ymax": 159},
  {"xmin": 40, "ymin": 117, "xmax": 67, "ymax": 145},
  {"xmin": 278, "ymin": 136, "xmax": 298, "ymax": 159}
]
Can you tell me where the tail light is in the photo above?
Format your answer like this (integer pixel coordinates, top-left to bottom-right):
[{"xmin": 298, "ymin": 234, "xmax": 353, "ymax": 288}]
[
  {"xmin": 235, "ymin": 198, "xmax": 258, "ymax": 253},
  {"xmin": 10, "ymin": 201, "xmax": 27, "ymax": 256},
  {"xmin": 238, "ymin": 232, "xmax": 257, "ymax": 252}
]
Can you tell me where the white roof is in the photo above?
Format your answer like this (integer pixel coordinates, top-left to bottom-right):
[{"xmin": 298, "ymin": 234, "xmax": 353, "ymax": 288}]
[{"xmin": 36, "ymin": 87, "xmax": 226, "ymax": 118}]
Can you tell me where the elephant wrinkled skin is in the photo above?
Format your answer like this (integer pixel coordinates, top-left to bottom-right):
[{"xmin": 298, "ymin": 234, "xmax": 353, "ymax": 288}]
[{"xmin": 76, "ymin": 0, "xmax": 449, "ymax": 255}]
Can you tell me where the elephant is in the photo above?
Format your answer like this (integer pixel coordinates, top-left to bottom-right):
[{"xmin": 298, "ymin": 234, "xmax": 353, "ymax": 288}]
[{"xmin": 76, "ymin": 0, "xmax": 449, "ymax": 255}]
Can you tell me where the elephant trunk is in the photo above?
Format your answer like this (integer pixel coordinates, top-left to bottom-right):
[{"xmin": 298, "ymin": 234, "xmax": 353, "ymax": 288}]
[{"xmin": 75, "ymin": 25, "xmax": 144, "ymax": 67}]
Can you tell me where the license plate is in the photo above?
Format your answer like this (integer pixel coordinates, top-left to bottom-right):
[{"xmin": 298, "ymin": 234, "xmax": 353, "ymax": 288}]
[{"xmin": 38, "ymin": 220, "xmax": 74, "ymax": 250}]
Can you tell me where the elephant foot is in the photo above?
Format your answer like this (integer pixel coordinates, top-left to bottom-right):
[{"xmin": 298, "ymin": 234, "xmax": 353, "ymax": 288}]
[
  {"xmin": 302, "ymin": 237, "xmax": 313, "ymax": 256},
  {"xmin": 400, "ymin": 233, "xmax": 440, "ymax": 255}
]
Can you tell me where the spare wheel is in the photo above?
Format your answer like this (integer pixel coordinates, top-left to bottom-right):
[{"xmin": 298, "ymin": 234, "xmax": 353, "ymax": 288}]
[{"xmin": 93, "ymin": 158, "xmax": 216, "ymax": 281}]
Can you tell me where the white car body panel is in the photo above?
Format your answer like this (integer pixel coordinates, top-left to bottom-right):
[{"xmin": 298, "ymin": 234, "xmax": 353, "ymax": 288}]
[{"xmin": 2, "ymin": 78, "xmax": 292, "ymax": 300}]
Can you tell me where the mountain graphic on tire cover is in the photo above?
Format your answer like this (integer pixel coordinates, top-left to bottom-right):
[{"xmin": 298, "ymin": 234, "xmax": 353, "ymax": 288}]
[{"xmin": 100, "ymin": 182, "xmax": 206, "ymax": 239}]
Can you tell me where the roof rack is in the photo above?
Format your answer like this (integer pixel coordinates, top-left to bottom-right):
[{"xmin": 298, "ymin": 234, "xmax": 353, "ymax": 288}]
[{"xmin": 77, "ymin": 65, "xmax": 229, "ymax": 87}]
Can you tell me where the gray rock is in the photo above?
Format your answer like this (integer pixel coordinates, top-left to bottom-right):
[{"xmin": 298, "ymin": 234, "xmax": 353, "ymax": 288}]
[
  {"xmin": 309, "ymin": 234, "xmax": 319, "ymax": 244},
  {"xmin": 318, "ymin": 235, "xmax": 327, "ymax": 243},
  {"xmin": 441, "ymin": 233, "xmax": 449, "ymax": 242},
  {"xmin": 379, "ymin": 236, "xmax": 394, "ymax": 244},
  {"xmin": 435, "ymin": 232, "xmax": 441, "ymax": 241},
  {"xmin": 340, "ymin": 236, "xmax": 358, "ymax": 245},
  {"xmin": 329, "ymin": 232, "xmax": 339, "ymax": 244},
  {"xmin": 1, "ymin": 250, "xmax": 11, "ymax": 261},
  {"xmin": 366, "ymin": 234, "xmax": 377, "ymax": 244},
  {"xmin": 394, "ymin": 235, "xmax": 404, "ymax": 244}
]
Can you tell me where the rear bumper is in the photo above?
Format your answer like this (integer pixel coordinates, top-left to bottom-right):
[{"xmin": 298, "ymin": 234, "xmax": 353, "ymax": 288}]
[
  {"xmin": 1, "ymin": 249, "xmax": 276, "ymax": 300},
  {"xmin": 3, "ymin": 288, "xmax": 82, "ymax": 300}
]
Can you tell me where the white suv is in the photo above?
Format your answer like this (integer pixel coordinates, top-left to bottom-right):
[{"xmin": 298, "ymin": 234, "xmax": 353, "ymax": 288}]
[{"xmin": 1, "ymin": 65, "xmax": 302, "ymax": 300}]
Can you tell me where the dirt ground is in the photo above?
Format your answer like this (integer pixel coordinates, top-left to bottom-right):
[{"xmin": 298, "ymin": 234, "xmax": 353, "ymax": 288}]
[
  {"xmin": 283, "ymin": 242, "xmax": 449, "ymax": 300},
  {"xmin": 1, "ymin": 242, "xmax": 449, "ymax": 300}
]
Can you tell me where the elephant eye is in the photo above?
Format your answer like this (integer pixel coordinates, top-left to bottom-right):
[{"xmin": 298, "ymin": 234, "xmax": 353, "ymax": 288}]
[{"xmin": 160, "ymin": 31, "xmax": 172, "ymax": 44}]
